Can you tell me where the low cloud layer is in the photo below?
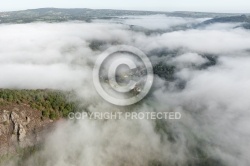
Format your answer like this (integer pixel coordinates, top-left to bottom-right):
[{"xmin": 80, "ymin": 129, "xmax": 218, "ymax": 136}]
[{"xmin": 1, "ymin": 18, "xmax": 250, "ymax": 166}]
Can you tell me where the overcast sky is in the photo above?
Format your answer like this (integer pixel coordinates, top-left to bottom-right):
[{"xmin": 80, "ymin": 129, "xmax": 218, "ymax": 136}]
[{"xmin": 1, "ymin": 0, "xmax": 250, "ymax": 13}]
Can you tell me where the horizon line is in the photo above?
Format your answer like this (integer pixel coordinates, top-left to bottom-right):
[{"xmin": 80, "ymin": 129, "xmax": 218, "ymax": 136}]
[{"xmin": 0, "ymin": 7, "xmax": 250, "ymax": 14}]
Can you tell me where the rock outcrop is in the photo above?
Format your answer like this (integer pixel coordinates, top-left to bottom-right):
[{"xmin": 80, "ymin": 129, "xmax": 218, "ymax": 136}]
[{"xmin": 0, "ymin": 104, "xmax": 54, "ymax": 155}]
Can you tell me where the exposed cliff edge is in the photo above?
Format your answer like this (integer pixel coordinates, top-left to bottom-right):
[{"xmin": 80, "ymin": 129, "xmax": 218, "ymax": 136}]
[
  {"xmin": 0, "ymin": 103, "xmax": 54, "ymax": 156},
  {"xmin": 0, "ymin": 89, "xmax": 77, "ymax": 158}
]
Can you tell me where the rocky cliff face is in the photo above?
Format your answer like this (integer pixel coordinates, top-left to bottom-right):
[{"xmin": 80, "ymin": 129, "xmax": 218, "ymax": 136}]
[{"xmin": 0, "ymin": 104, "xmax": 54, "ymax": 155}]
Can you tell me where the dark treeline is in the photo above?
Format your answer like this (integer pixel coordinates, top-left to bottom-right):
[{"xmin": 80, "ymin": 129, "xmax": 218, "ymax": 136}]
[{"xmin": 0, "ymin": 89, "xmax": 78, "ymax": 119}]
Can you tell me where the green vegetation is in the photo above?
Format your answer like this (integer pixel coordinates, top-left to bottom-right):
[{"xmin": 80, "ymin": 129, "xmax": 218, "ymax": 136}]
[
  {"xmin": 153, "ymin": 62, "xmax": 175, "ymax": 81},
  {"xmin": 0, "ymin": 89, "xmax": 78, "ymax": 119}
]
